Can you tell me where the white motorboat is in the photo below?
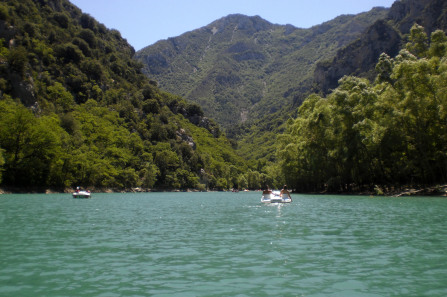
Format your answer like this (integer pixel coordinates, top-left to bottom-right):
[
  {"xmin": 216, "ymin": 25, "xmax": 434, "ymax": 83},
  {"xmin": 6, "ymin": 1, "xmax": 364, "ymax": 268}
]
[
  {"xmin": 261, "ymin": 190, "xmax": 291, "ymax": 203},
  {"xmin": 73, "ymin": 190, "xmax": 91, "ymax": 198}
]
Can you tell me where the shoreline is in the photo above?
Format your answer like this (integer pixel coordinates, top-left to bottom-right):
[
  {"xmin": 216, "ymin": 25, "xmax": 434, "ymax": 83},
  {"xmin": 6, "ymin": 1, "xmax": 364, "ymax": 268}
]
[
  {"xmin": 1, "ymin": 185, "xmax": 446, "ymax": 197},
  {"xmin": 0, "ymin": 187, "xmax": 201, "ymax": 195}
]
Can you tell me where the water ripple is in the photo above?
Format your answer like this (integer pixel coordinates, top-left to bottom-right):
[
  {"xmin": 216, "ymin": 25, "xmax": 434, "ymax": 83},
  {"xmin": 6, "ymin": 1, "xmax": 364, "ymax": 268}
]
[{"xmin": 1, "ymin": 193, "xmax": 447, "ymax": 296}]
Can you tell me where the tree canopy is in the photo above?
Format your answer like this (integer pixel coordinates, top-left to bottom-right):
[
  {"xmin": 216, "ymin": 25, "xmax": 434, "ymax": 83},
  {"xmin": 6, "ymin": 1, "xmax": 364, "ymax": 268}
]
[
  {"xmin": 0, "ymin": 0, "xmax": 262, "ymax": 191},
  {"xmin": 277, "ymin": 25, "xmax": 447, "ymax": 193}
]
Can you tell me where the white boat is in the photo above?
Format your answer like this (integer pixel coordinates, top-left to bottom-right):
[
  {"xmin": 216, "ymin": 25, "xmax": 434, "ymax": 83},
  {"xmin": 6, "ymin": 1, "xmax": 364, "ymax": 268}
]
[
  {"xmin": 73, "ymin": 190, "xmax": 91, "ymax": 198},
  {"xmin": 261, "ymin": 190, "xmax": 292, "ymax": 203}
]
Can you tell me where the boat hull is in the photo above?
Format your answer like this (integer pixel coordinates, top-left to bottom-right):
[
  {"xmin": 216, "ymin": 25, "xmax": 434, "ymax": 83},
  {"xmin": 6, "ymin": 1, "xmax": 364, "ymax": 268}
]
[
  {"xmin": 261, "ymin": 192, "xmax": 291, "ymax": 203},
  {"xmin": 73, "ymin": 191, "xmax": 91, "ymax": 199}
]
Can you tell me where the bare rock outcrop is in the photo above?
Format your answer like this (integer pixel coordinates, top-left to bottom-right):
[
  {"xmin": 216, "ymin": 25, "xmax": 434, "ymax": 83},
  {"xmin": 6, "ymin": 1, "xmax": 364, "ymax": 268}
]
[{"xmin": 314, "ymin": 20, "xmax": 401, "ymax": 93}]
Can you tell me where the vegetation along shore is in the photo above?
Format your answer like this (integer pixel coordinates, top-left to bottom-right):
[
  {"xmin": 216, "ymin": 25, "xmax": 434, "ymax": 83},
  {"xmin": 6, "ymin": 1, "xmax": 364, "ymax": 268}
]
[{"xmin": 1, "ymin": 0, "xmax": 446, "ymax": 195}]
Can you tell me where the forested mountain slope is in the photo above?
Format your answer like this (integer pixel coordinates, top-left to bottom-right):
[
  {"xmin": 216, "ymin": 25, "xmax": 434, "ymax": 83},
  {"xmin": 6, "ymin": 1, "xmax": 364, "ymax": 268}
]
[
  {"xmin": 135, "ymin": 9, "xmax": 389, "ymax": 128},
  {"xmin": 0, "ymin": 0, "xmax": 258, "ymax": 191}
]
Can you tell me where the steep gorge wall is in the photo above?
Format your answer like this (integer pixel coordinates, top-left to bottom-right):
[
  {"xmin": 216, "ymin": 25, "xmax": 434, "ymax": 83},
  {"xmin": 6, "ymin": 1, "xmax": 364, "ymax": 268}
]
[{"xmin": 314, "ymin": 0, "xmax": 447, "ymax": 94}]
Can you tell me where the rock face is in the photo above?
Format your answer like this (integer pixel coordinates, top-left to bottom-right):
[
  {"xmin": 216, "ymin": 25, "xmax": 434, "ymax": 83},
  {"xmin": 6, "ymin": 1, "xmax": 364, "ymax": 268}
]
[
  {"xmin": 314, "ymin": 20, "xmax": 401, "ymax": 93},
  {"xmin": 9, "ymin": 73, "xmax": 36, "ymax": 106},
  {"xmin": 314, "ymin": 0, "xmax": 447, "ymax": 94},
  {"xmin": 388, "ymin": 0, "xmax": 447, "ymax": 33}
]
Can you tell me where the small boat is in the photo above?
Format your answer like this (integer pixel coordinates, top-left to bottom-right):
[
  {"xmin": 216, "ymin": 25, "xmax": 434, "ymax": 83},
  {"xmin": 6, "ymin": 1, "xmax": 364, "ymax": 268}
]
[
  {"xmin": 73, "ymin": 188, "xmax": 91, "ymax": 198},
  {"xmin": 261, "ymin": 190, "xmax": 292, "ymax": 203}
]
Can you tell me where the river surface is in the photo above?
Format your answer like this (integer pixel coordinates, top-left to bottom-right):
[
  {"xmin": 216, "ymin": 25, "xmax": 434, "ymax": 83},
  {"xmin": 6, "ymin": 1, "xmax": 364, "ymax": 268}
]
[{"xmin": 1, "ymin": 192, "xmax": 446, "ymax": 297}]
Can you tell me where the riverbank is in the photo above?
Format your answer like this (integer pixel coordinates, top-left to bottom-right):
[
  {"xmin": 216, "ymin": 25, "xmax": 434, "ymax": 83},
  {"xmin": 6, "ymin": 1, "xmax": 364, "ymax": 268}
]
[
  {"xmin": 0, "ymin": 187, "xmax": 203, "ymax": 195},
  {"xmin": 388, "ymin": 184, "xmax": 447, "ymax": 197},
  {"xmin": 1, "ymin": 184, "xmax": 446, "ymax": 196},
  {"xmin": 316, "ymin": 184, "xmax": 447, "ymax": 197}
]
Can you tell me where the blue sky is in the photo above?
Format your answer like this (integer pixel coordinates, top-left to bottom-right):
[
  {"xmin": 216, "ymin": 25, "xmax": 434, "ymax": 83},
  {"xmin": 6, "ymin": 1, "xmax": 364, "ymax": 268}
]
[{"xmin": 70, "ymin": 0, "xmax": 397, "ymax": 51}]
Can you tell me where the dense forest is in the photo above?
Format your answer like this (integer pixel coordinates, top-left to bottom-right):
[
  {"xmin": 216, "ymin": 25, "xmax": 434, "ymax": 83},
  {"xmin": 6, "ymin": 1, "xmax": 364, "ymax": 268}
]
[
  {"xmin": 0, "ymin": 0, "xmax": 270, "ymax": 192},
  {"xmin": 1, "ymin": 0, "xmax": 446, "ymax": 194},
  {"xmin": 278, "ymin": 24, "xmax": 447, "ymax": 193}
]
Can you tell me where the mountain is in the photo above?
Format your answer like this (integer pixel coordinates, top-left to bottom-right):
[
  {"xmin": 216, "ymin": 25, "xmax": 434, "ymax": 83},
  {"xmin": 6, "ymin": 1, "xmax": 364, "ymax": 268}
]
[
  {"xmin": 135, "ymin": 9, "xmax": 389, "ymax": 128},
  {"xmin": 0, "ymin": 0, "xmax": 257, "ymax": 191},
  {"xmin": 314, "ymin": 0, "xmax": 447, "ymax": 93}
]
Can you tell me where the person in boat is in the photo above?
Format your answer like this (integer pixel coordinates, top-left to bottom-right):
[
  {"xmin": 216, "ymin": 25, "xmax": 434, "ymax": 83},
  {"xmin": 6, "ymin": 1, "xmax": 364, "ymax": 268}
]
[
  {"xmin": 280, "ymin": 185, "xmax": 291, "ymax": 200},
  {"xmin": 262, "ymin": 186, "xmax": 272, "ymax": 195}
]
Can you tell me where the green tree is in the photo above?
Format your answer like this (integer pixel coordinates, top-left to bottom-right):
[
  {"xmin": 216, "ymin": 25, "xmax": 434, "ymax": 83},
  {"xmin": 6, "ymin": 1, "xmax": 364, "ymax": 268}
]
[
  {"xmin": 246, "ymin": 170, "xmax": 260, "ymax": 190},
  {"xmin": 375, "ymin": 53, "xmax": 393, "ymax": 84},
  {"xmin": 7, "ymin": 46, "xmax": 28, "ymax": 77},
  {"xmin": 277, "ymin": 94, "xmax": 334, "ymax": 191},
  {"xmin": 140, "ymin": 163, "xmax": 159, "ymax": 189},
  {"xmin": 386, "ymin": 49, "xmax": 447, "ymax": 182},
  {"xmin": 0, "ymin": 148, "xmax": 5, "ymax": 184},
  {"xmin": 0, "ymin": 100, "xmax": 64, "ymax": 187},
  {"xmin": 47, "ymin": 82, "xmax": 75, "ymax": 112},
  {"xmin": 216, "ymin": 177, "xmax": 228, "ymax": 191},
  {"xmin": 237, "ymin": 174, "xmax": 248, "ymax": 190},
  {"xmin": 429, "ymin": 30, "xmax": 447, "ymax": 58},
  {"xmin": 175, "ymin": 168, "xmax": 199, "ymax": 189},
  {"xmin": 153, "ymin": 146, "xmax": 180, "ymax": 187},
  {"xmin": 406, "ymin": 24, "xmax": 429, "ymax": 58}
]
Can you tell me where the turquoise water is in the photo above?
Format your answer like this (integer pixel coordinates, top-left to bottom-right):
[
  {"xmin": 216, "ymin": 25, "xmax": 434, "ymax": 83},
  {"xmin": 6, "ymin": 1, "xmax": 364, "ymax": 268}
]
[{"xmin": 1, "ymin": 192, "xmax": 446, "ymax": 296}]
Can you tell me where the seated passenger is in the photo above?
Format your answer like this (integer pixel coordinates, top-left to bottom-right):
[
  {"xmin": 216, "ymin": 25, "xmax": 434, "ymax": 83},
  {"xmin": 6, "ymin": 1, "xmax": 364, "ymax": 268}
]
[
  {"xmin": 280, "ymin": 185, "xmax": 291, "ymax": 200},
  {"xmin": 262, "ymin": 186, "xmax": 272, "ymax": 195}
]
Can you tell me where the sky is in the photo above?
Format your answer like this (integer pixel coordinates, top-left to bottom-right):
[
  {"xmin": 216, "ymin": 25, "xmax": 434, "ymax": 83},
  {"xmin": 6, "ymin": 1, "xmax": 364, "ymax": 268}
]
[{"xmin": 70, "ymin": 0, "xmax": 397, "ymax": 51}]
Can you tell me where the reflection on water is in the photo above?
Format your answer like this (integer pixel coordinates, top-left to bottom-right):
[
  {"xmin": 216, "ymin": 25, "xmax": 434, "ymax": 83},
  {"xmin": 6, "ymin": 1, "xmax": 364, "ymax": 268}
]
[{"xmin": 1, "ymin": 192, "xmax": 447, "ymax": 296}]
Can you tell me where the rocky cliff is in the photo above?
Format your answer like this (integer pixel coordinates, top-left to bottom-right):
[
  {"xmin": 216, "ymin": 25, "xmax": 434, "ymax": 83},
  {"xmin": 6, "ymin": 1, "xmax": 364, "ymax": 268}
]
[
  {"xmin": 314, "ymin": 0, "xmax": 447, "ymax": 94},
  {"xmin": 314, "ymin": 20, "xmax": 401, "ymax": 92}
]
